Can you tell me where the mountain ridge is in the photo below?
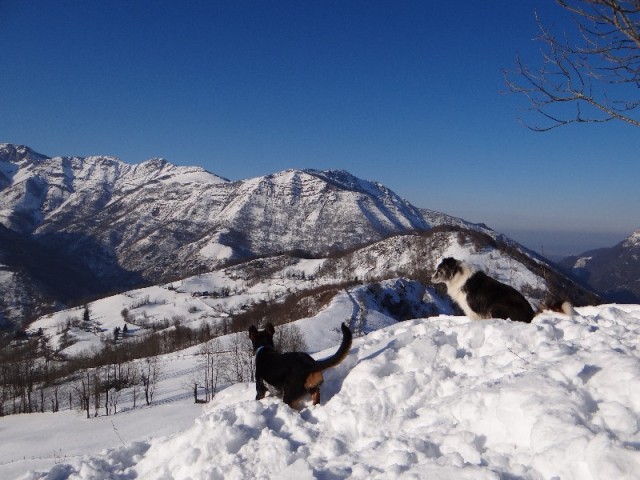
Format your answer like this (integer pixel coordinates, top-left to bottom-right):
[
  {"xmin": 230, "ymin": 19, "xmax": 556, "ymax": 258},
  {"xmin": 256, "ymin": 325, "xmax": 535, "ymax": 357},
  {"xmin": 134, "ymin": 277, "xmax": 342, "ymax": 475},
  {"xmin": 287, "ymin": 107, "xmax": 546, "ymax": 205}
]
[
  {"xmin": 1, "ymin": 144, "xmax": 446, "ymax": 276},
  {"xmin": 561, "ymin": 228, "xmax": 640, "ymax": 303},
  {"xmin": 0, "ymin": 143, "xmax": 597, "ymax": 328}
]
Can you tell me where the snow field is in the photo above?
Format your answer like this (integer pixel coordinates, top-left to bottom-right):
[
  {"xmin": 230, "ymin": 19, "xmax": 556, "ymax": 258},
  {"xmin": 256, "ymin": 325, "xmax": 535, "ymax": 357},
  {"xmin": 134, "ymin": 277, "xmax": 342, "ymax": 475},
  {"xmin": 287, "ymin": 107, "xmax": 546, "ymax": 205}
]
[{"xmin": 16, "ymin": 304, "xmax": 640, "ymax": 479}]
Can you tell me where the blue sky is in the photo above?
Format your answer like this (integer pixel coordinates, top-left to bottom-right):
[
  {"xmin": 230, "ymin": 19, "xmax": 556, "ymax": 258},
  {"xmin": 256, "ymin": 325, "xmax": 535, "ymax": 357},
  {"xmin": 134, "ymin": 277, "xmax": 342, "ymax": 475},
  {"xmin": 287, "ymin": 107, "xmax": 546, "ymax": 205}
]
[{"xmin": 1, "ymin": 1, "xmax": 638, "ymax": 256}]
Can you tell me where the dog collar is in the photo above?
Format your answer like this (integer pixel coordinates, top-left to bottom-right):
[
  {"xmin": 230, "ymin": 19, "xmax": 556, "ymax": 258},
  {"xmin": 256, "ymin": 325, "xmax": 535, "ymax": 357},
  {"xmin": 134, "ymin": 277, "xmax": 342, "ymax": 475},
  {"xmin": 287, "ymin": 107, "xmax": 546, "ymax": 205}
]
[{"xmin": 255, "ymin": 345, "xmax": 271, "ymax": 356}]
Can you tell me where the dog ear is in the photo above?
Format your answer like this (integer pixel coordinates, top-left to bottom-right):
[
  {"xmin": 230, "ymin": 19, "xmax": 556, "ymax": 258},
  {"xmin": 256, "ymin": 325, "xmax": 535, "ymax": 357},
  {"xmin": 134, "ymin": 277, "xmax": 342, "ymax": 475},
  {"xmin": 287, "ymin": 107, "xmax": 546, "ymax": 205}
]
[
  {"xmin": 265, "ymin": 323, "xmax": 275, "ymax": 336},
  {"xmin": 248, "ymin": 325, "xmax": 258, "ymax": 340},
  {"xmin": 442, "ymin": 257, "xmax": 456, "ymax": 267}
]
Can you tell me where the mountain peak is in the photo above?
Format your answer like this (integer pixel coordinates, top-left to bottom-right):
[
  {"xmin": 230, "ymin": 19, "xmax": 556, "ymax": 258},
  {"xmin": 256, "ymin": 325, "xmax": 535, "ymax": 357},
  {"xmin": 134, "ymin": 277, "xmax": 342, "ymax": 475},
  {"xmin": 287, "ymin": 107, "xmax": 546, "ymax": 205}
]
[
  {"xmin": 0, "ymin": 143, "xmax": 49, "ymax": 164},
  {"xmin": 623, "ymin": 228, "xmax": 640, "ymax": 248},
  {"xmin": 140, "ymin": 157, "xmax": 169, "ymax": 168},
  {"xmin": 304, "ymin": 169, "xmax": 380, "ymax": 193}
]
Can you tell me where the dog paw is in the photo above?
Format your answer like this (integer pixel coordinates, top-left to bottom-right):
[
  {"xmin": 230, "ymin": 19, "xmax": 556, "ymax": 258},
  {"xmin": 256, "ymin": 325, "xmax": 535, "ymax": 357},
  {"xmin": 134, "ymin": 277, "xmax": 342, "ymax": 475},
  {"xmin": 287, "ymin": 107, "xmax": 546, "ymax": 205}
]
[{"xmin": 256, "ymin": 392, "xmax": 266, "ymax": 400}]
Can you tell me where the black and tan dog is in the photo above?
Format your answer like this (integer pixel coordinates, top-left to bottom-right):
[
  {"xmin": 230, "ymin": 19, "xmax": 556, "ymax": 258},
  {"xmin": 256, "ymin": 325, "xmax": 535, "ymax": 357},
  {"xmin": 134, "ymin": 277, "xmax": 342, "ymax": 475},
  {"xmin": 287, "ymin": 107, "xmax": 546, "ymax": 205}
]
[{"xmin": 248, "ymin": 322, "xmax": 352, "ymax": 408}]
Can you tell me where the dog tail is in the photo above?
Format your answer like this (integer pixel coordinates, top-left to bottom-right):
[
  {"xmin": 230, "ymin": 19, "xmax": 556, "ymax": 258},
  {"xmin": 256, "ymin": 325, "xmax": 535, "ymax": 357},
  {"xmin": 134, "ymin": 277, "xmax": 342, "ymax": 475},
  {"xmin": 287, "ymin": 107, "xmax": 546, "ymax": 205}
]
[
  {"xmin": 537, "ymin": 300, "xmax": 577, "ymax": 318},
  {"xmin": 560, "ymin": 301, "xmax": 577, "ymax": 317},
  {"xmin": 312, "ymin": 323, "xmax": 353, "ymax": 372}
]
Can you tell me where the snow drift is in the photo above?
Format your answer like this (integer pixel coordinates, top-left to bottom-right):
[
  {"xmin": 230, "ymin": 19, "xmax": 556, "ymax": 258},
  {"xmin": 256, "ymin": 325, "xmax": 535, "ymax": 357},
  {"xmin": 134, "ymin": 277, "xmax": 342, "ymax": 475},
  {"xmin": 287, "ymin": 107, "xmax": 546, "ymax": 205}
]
[{"xmin": 15, "ymin": 305, "xmax": 640, "ymax": 480}]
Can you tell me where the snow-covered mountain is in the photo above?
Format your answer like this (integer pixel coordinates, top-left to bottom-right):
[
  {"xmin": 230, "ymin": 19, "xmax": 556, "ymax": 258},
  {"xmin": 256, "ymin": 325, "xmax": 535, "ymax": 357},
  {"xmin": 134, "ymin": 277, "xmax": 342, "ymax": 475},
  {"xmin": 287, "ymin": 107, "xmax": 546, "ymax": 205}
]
[
  {"xmin": 0, "ymin": 188, "xmax": 618, "ymax": 480},
  {"xmin": 0, "ymin": 144, "xmax": 502, "ymax": 325},
  {"xmin": 561, "ymin": 228, "xmax": 640, "ymax": 303},
  {"xmin": 0, "ymin": 144, "xmax": 452, "ymax": 279},
  {"xmin": 1, "ymin": 144, "xmax": 229, "ymax": 286},
  {"xmin": 1, "ymin": 143, "xmax": 600, "ymax": 331}
]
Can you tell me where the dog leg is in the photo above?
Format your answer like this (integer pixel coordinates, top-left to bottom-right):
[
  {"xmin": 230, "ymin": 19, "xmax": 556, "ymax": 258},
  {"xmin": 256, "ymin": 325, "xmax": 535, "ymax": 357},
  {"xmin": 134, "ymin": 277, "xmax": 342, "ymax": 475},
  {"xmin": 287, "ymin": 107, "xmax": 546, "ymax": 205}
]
[
  {"xmin": 304, "ymin": 372, "xmax": 324, "ymax": 406},
  {"xmin": 284, "ymin": 383, "xmax": 308, "ymax": 409},
  {"xmin": 310, "ymin": 388, "xmax": 321, "ymax": 405},
  {"xmin": 304, "ymin": 371, "xmax": 324, "ymax": 389},
  {"xmin": 255, "ymin": 377, "xmax": 267, "ymax": 400},
  {"xmin": 283, "ymin": 389, "xmax": 298, "ymax": 409}
]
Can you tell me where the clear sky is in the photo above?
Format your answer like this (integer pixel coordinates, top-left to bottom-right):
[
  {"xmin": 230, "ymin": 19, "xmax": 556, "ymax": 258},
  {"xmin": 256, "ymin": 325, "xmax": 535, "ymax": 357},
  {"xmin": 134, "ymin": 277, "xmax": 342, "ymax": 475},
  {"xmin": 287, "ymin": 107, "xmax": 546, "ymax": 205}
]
[{"xmin": 1, "ymin": 1, "xmax": 638, "ymax": 257}]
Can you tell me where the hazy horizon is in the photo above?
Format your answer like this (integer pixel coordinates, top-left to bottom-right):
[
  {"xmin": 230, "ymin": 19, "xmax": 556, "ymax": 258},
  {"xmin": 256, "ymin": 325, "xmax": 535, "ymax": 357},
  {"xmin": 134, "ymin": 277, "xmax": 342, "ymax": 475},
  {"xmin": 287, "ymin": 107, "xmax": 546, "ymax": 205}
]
[{"xmin": 498, "ymin": 228, "xmax": 632, "ymax": 259}]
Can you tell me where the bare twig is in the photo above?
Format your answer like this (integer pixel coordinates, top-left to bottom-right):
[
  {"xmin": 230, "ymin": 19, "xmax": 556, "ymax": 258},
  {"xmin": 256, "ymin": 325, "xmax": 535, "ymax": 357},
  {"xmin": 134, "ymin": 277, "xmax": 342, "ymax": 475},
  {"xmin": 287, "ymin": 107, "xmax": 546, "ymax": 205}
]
[{"xmin": 504, "ymin": 0, "xmax": 640, "ymax": 130}]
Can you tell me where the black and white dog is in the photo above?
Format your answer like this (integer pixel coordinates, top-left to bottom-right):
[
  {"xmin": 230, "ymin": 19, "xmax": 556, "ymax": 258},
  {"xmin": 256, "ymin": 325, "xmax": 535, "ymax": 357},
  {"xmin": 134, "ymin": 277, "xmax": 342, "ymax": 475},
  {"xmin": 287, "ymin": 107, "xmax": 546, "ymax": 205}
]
[{"xmin": 432, "ymin": 257, "xmax": 534, "ymax": 323}]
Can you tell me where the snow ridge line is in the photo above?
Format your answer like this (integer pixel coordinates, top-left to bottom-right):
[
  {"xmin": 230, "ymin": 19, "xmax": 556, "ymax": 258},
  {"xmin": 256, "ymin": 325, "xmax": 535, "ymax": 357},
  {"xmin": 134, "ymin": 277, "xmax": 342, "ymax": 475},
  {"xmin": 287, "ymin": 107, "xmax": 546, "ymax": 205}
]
[{"xmin": 0, "ymin": 452, "xmax": 84, "ymax": 467}]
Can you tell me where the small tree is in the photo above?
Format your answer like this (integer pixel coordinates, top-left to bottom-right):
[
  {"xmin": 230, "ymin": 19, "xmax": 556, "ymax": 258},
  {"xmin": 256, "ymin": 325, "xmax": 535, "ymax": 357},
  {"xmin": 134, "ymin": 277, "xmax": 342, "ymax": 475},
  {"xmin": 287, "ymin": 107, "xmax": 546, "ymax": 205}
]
[
  {"xmin": 129, "ymin": 364, "xmax": 140, "ymax": 408},
  {"xmin": 109, "ymin": 386, "xmax": 121, "ymax": 415},
  {"xmin": 83, "ymin": 305, "xmax": 91, "ymax": 323},
  {"xmin": 50, "ymin": 384, "xmax": 60, "ymax": 413},
  {"xmin": 274, "ymin": 323, "xmax": 308, "ymax": 353},
  {"xmin": 224, "ymin": 333, "xmax": 254, "ymax": 384},
  {"xmin": 93, "ymin": 368, "xmax": 102, "ymax": 418},
  {"xmin": 141, "ymin": 357, "xmax": 160, "ymax": 406},
  {"xmin": 73, "ymin": 370, "xmax": 91, "ymax": 419},
  {"xmin": 198, "ymin": 338, "xmax": 224, "ymax": 402}
]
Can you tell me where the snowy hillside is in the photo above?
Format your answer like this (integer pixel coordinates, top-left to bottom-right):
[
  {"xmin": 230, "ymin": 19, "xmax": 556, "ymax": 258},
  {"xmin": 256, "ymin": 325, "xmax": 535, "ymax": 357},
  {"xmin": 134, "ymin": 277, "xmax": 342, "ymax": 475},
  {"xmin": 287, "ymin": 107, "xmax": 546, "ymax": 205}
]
[
  {"xmin": 24, "ymin": 228, "xmax": 597, "ymax": 359},
  {"xmin": 5, "ymin": 304, "xmax": 640, "ymax": 480}
]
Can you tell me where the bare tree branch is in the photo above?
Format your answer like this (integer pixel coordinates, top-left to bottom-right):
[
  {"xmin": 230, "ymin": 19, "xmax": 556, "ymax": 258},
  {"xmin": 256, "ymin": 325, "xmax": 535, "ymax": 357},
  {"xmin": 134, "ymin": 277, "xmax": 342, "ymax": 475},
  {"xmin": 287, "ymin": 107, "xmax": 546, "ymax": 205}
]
[{"xmin": 504, "ymin": 0, "xmax": 640, "ymax": 130}]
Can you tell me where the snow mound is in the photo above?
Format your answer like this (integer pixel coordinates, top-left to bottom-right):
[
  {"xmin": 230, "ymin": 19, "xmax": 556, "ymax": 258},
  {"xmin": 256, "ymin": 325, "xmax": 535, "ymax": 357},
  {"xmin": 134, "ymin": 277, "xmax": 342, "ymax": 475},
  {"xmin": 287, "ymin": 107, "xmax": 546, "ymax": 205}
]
[{"xmin": 21, "ymin": 305, "xmax": 640, "ymax": 479}]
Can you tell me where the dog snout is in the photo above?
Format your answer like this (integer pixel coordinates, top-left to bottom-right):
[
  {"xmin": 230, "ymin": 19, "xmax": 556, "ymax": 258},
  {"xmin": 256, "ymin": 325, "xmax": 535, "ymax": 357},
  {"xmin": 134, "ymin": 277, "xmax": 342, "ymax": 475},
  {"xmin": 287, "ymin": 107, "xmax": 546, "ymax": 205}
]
[{"xmin": 431, "ymin": 270, "xmax": 441, "ymax": 283}]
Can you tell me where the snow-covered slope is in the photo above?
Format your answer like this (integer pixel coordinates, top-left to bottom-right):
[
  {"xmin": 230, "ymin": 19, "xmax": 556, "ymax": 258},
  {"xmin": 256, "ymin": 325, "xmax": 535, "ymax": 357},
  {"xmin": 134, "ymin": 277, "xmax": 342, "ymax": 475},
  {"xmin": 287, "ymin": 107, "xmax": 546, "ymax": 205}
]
[{"xmin": 7, "ymin": 304, "xmax": 640, "ymax": 480}]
